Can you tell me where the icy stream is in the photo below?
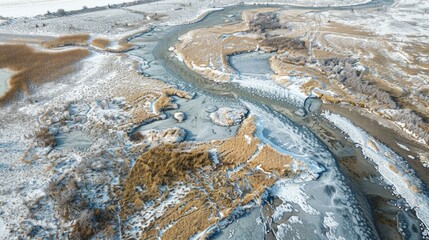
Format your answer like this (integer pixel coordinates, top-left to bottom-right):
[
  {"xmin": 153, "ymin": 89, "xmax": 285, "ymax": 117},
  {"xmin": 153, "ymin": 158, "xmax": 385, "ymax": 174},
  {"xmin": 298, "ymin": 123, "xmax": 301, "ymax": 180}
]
[
  {"xmin": 0, "ymin": 68, "xmax": 11, "ymax": 97},
  {"xmin": 125, "ymin": 0, "xmax": 429, "ymax": 239}
]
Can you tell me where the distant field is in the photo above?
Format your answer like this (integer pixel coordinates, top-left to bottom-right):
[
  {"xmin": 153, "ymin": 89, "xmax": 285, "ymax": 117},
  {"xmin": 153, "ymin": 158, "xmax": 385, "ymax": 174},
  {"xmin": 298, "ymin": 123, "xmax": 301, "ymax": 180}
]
[{"xmin": 0, "ymin": 0, "xmax": 139, "ymax": 17}]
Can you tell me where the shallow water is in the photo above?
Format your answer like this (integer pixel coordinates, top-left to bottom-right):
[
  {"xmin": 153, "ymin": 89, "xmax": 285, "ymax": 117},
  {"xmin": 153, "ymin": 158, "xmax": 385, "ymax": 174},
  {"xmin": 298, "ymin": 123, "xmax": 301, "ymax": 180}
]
[
  {"xmin": 55, "ymin": 131, "xmax": 93, "ymax": 150},
  {"xmin": 211, "ymin": 207, "xmax": 265, "ymax": 240},
  {"xmin": 229, "ymin": 52, "xmax": 274, "ymax": 79},
  {"xmin": 0, "ymin": 69, "xmax": 11, "ymax": 97},
  {"xmin": 137, "ymin": 95, "xmax": 244, "ymax": 142}
]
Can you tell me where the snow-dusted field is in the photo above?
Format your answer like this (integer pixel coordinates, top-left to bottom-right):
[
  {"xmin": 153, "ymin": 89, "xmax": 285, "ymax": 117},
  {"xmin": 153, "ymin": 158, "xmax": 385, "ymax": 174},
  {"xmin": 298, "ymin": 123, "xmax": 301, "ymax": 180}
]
[
  {"xmin": 0, "ymin": 0, "xmax": 140, "ymax": 17},
  {"xmin": 0, "ymin": 0, "xmax": 374, "ymax": 19},
  {"xmin": 324, "ymin": 111, "xmax": 429, "ymax": 235}
]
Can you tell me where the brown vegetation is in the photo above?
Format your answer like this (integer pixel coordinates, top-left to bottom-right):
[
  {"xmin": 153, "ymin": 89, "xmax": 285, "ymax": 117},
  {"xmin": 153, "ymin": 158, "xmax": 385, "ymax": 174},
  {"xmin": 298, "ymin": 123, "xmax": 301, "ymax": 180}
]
[
  {"xmin": 121, "ymin": 117, "xmax": 296, "ymax": 239},
  {"xmin": 249, "ymin": 145, "xmax": 293, "ymax": 176},
  {"xmin": 42, "ymin": 34, "xmax": 90, "ymax": 48},
  {"xmin": 153, "ymin": 93, "xmax": 174, "ymax": 113},
  {"xmin": 249, "ymin": 12, "xmax": 285, "ymax": 33},
  {"xmin": 33, "ymin": 126, "xmax": 56, "ymax": 147},
  {"xmin": 121, "ymin": 144, "xmax": 211, "ymax": 215},
  {"xmin": 91, "ymin": 38, "xmax": 110, "ymax": 49},
  {"xmin": 0, "ymin": 44, "xmax": 89, "ymax": 103},
  {"xmin": 261, "ymin": 36, "xmax": 306, "ymax": 51},
  {"xmin": 70, "ymin": 208, "xmax": 115, "ymax": 239}
]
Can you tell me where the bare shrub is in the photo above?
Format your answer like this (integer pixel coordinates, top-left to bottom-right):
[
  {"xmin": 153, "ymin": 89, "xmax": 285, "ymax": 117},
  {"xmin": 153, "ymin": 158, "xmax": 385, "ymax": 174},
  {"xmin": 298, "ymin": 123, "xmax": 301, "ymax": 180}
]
[
  {"xmin": 34, "ymin": 126, "xmax": 56, "ymax": 147},
  {"xmin": 249, "ymin": 12, "xmax": 285, "ymax": 33},
  {"xmin": 129, "ymin": 131, "xmax": 144, "ymax": 142},
  {"xmin": 57, "ymin": 9, "xmax": 67, "ymax": 16},
  {"xmin": 47, "ymin": 156, "xmax": 119, "ymax": 239},
  {"xmin": 320, "ymin": 57, "xmax": 397, "ymax": 109},
  {"xmin": 391, "ymin": 109, "xmax": 429, "ymax": 142},
  {"xmin": 261, "ymin": 37, "xmax": 306, "ymax": 50}
]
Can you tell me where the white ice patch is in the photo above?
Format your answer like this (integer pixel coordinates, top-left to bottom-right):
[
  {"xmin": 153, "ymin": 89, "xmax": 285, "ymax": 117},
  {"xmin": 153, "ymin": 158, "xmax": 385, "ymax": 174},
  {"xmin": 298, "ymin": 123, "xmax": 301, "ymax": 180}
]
[
  {"xmin": 397, "ymin": 143, "xmax": 410, "ymax": 151},
  {"xmin": 323, "ymin": 212, "xmax": 345, "ymax": 240},
  {"xmin": 271, "ymin": 181, "xmax": 320, "ymax": 216},
  {"xmin": 234, "ymin": 76, "xmax": 306, "ymax": 107},
  {"xmin": 323, "ymin": 111, "xmax": 429, "ymax": 230},
  {"xmin": 244, "ymin": 134, "xmax": 252, "ymax": 144},
  {"xmin": 209, "ymin": 148, "xmax": 220, "ymax": 165}
]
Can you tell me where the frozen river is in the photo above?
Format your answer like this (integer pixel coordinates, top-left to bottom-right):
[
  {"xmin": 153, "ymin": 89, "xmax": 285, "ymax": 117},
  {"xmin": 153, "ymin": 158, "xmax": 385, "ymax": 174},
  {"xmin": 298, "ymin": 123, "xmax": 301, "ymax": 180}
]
[{"xmin": 0, "ymin": 69, "xmax": 11, "ymax": 98}]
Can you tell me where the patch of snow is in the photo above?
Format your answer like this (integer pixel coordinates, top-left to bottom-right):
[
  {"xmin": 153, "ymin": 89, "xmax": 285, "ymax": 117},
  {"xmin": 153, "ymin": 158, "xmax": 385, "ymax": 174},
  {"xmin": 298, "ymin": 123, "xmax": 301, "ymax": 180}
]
[
  {"xmin": 323, "ymin": 212, "xmax": 345, "ymax": 240},
  {"xmin": 0, "ymin": 0, "xmax": 141, "ymax": 18},
  {"xmin": 323, "ymin": 111, "xmax": 429, "ymax": 230},
  {"xmin": 272, "ymin": 182, "xmax": 320, "ymax": 215},
  {"xmin": 397, "ymin": 142, "xmax": 410, "ymax": 151},
  {"xmin": 209, "ymin": 107, "xmax": 248, "ymax": 127}
]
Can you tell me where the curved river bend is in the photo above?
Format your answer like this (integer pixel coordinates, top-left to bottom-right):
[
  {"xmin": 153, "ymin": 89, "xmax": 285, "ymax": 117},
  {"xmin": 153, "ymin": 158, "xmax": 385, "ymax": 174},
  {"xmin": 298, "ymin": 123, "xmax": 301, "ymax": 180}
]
[{"xmin": 128, "ymin": 0, "xmax": 426, "ymax": 239}]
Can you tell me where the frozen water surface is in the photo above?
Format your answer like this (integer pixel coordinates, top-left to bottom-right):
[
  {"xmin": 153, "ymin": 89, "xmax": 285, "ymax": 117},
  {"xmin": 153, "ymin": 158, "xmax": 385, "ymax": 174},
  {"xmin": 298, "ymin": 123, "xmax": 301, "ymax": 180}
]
[{"xmin": 0, "ymin": 69, "xmax": 11, "ymax": 97}]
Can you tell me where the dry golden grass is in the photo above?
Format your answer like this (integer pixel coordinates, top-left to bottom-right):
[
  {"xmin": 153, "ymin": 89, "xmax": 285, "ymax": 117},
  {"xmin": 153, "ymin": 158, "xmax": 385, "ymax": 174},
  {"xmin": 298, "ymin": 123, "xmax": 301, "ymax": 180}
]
[
  {"xmin": 0, "ymin": 44, "xmax": 89, "ymax": 103},
  {"xmin": 300, "ymin": 79, "xmax": 320, "ymax": 94},
  {"xmin": 107, "ymin": 42, "xmax": 134, "ymax": 53},
  {"xmin": 120, "ymin": 116, "xmax": 296, "ymax": 239},
  {"xmin": 153, "ymin": 88, "xmax": 193, "ymax": 113},
  {"xmin": 42, "ymin": 34, "xmax": 90, "ymax": 48},
  {"xmin": 112, "ymin": 83, "xmax": 194, "ymax": 130},
  {"xmin": 121, "ymin": 144, "xmax": 211, "ymax": 215},
  {"xmin": 153, "ymin": 93, "xmax": 173, "ymax": 113},
  {"xmin": 248, "ymin": 145, "xmax": 293, "ymax": 176},
  {"xmin": 175, "ymin": 10, "xmax": 267, "ymax": 81},
  {"xmin": 91, "ymin": 38, "xmax": 111, "ymax": 49},
  {"xmin": 139, "ymin": 190, "xmax": 217, "ymax": 240},
  {"xmin": 217, "ymin": 116, "xmax": 259, "ymax": 167}
]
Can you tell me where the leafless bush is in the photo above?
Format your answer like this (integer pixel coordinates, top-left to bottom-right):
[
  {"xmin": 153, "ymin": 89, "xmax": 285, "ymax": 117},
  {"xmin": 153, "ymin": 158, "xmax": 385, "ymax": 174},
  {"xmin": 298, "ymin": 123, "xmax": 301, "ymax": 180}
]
[
  {"xmin": 34, "ymin": 126, "xmax": 56, "ymax": 147},
  {"xmin": 391, "ymin": 109, "xmax": 429, "ymax": 142},
  {"xmin": 129, "ymin": 131, "xmax": 144, "ymax": 142},
  {"xmin": 46, "ymin": 153, "xmax": 123, "ymax": 239},
  {"xmin": 249, "ymin": 12, "xmax": 285, "ymax": 33},
  {"xmin": 57, "ymin": 9, "xmax": 67, "ymax": 16},
  {"xmin": 320, "ymin": 57, "xmax": 396, "ymax": 109},
  {"xmin": 261, "ymin": 37, "xmax": 306, "ymax": 50}
]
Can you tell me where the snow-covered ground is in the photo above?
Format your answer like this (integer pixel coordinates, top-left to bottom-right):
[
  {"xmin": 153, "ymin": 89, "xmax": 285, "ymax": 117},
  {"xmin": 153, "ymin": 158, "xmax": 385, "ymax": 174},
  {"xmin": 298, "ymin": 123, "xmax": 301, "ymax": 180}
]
[
  {"xmin": 323, "ymin": 111, "xmax": 429, "ymax": 235},
  {"xmin": 0, "ymin": 0, "xmax": 141, "ymax": 17},
  {"xmin": 1, "ymin": 0, "xmax": 429, "ymax": 239},
  {"xmin": 246, "ymin": 102, "xmax": 378, "ymax": 239},
  {"xmin": 0, "ymin": 0, "xmax": 374, "ymax": 19},
  {"xmin": 330, "ymin": 0, "xmax": 429, "ymax": 39}
]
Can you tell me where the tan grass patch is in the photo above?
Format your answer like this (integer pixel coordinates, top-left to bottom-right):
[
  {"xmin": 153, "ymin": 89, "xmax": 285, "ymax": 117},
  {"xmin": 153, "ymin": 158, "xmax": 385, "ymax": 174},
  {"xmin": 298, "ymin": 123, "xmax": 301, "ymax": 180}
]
[
  {"xmin": 122, "ymin": 117, "xmax": 296, "ymax": 239},
  {"xmin": 248, "ymin": 145, "xmax": 293, "ymax": 176},
  {"xmin": 0, "ymin": 44, "xmax": 89, "ymax": 103},
  {"xmin": 300, "ymin": 79, "xmax": 320, "ymax": 94},
  {"xmin": 42, "ymin": 34, "xmax": 90, "ymax": 48},
  {"xmin": 91, "ymin": 38, "xmax": 110, "ymax": 49},
  {"xmin": 121, "ymin": 143, "xmax": 211, "ymax": 215}
]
